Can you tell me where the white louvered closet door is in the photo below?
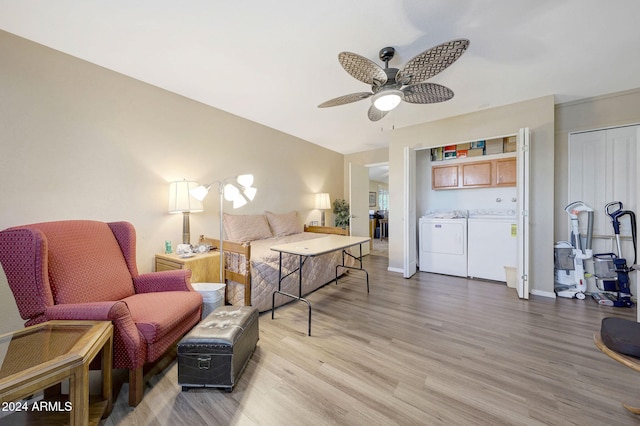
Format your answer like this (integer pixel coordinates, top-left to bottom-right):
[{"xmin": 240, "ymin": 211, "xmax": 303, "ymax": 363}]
[{"xmin": 568, "ymin": 124, "xmax": 639, "ymax": 297}]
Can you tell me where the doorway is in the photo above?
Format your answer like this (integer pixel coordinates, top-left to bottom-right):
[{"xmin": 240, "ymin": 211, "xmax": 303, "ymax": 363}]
[
  {"xmin": 406, "ymin": 128, "xmax": 531, "ymax": 297},
  {"xmin": 368, "ymin": 162, "xmax": 389, "ymax": 257}
]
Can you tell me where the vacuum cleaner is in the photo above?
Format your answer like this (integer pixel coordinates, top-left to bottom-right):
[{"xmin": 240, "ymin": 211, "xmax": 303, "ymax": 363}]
[
  {"xmin": 554, "ymin": 201, "xmax": 594, "ymax": 299},
  {"xmin": 591, "ymin": 201, "xmax": 636, "ymax": 307}
]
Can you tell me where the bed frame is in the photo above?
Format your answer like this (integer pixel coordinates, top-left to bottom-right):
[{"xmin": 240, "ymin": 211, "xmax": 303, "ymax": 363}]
[{"xmin": 198, "ymin": 225, "xmax": 347, "ymax": 306}]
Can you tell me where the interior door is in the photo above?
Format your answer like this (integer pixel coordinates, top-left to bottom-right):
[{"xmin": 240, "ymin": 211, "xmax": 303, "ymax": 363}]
[
  {"xmin": 568, "ymin": 124, "xmax": 639, "ymax": 307},
  {"xmin": 349, "ymin": 162, "xmax": 370, "ymax": 255},
  {"xmin": 517, "ymin": 127, "xmax": 531, "ymax": 299},
  {"xmin": 403, "ymin": 147, "xmax": 417, "ymax": 278}
]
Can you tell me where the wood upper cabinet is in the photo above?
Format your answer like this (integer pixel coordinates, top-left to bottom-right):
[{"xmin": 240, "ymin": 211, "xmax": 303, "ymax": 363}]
[
  {"xmin": 461, "ymin": 161, "xmax": 492, "ymax": 188},
  {"xmin": 432, "ymin": 156, "xmax": 516, "ymax": 190},
  {"xmin": 432, "ymin": 164, "xmax": 458, "ymax": 188},
  {"xmin": 495, "ymin": 157, "xmax": 517, "ymax": 186}
]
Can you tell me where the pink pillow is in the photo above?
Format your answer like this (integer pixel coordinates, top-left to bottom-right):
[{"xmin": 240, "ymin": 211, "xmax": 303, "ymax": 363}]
[
  {"xmin": 265, "ymin": 211, "xmax": 303, "ymax": 237},
  {"xmin": 223, "ymin": 214, "xmax": 273, "ymax": 242}
]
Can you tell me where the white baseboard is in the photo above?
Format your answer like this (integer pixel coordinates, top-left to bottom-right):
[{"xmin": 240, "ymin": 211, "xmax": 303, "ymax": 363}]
[
  {"xmin": 387, "ymin": 267, "xmax": 404, "ymax": 273},
  {"xmin": 530, "ymin": 289, "xmax": 556, "ymax": 298}
]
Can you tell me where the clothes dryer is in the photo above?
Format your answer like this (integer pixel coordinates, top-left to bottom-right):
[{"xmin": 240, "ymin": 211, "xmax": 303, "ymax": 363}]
[
  {"xmin": 419, "ymin": 211, "xmax": 468, "ymax": 277},
  {"xmin": 467, "ymin": 210, "xmax": 518, "ymax": 282}
]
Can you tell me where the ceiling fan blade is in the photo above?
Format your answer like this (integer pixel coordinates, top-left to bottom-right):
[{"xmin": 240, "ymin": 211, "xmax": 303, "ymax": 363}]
[
  {"xmin": 318, "ymin": 92, "xmax": 373, "ymax": 108},
  {"xmin": 397, "ymin": 39, "xmax": 470, "ymax": 85},
  {"xmin": 367, "ymin": 104, "xmax": 389, "ymax": 121},
  {"xmin": 402, "ymin": 83, "xmax": 454, "ymax": 104},
  {"xmin": 339, "ymin": 52, "xmax": 388, "ymax": 86}
]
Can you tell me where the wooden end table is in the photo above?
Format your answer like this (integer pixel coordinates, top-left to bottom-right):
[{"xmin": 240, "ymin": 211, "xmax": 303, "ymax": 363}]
[
  {"xmin": 155, "ymin": 251, "xmax": 222, "ymax": 284},
  {"xmin": 0, "ymin": 320, "xmax": 113, "ymax": 425}
]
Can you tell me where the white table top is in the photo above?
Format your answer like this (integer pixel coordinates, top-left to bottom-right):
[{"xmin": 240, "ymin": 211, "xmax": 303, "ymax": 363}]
[{"xmin": 270, "ymin": 235, "xmax": 370, "ymax": 256}]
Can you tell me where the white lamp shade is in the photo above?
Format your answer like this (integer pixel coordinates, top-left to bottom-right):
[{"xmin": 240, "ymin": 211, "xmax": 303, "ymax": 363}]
[
  {"xmin": 168, "ymin": 181, "xmax": 204, "ymax": 213},
  {"xmin": 237, "ymin": 174, "xmax": 254, "ymax": 188},
  {"xmin": 223, "ymin": 176, "xmax": 257, "ymax": 207},
  {"xmin": 243, "ymin": 186, "xmax": 257, "ymax": 201},
  {"xmin": 189, "ymin": 184, "xmax": 210, "ymax": 201},
  {"xmin": 223, "ymin": 183, "xmax": 240, "ymax": 201},
  {"xmin": 233, "ymin": 197, "xmax": 247, "ymax": 209},
  {"xmin": 373, "ymin": 89, "xmax": 404, "ymax": 111},
  {"xmin": 315, "ymin": 193, "xmax": 331, "ymax": 210}
]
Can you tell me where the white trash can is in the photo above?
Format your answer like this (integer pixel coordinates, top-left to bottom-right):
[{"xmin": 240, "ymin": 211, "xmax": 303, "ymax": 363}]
[
  {"xmin": 504, "ymin": 266, "xmax": 517, "ymax": 289},
  {"xmin": 191, "ymin": 283, "xmax": 226, "ymax": 319}
]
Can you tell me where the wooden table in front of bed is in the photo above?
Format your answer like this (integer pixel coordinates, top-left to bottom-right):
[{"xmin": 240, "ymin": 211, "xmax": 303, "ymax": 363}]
[{"xmin": 270, "ymin": 235, "xmax": 370, "ymax": 336}]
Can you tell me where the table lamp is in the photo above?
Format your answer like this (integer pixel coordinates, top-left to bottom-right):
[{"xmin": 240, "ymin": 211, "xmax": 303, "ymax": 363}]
[
  {"xmin": 168, "ymin": 180, "xmax": 204, "ymax": 245},
  {"xmin": 315, "ymin": 193, "xmax": 331, "ymax": 226}
]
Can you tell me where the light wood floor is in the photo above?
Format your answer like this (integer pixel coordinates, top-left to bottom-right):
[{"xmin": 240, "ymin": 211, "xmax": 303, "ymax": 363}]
[
  {"xmin": 104, "ymin": 255, "xmax": 640, "ymax": 425},
  {"xmin": 370, "ymin": 238, "xmax": 388, "ymax": 257}
]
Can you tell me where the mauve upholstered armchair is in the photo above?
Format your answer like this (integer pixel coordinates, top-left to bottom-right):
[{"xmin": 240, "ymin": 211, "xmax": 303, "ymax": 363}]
[{"xmin": 0, "ymin": 220, "xmax": 203, "ymax": 406}]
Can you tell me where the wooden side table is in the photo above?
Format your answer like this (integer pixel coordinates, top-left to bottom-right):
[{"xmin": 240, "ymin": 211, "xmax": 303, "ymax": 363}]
[
  {"xmin": 155, "ymin": 251, "xmax": 222, "ymax": 284},
  {"xmin": 0, "ymin": 320, "xmax": 113, "ymax": 425}
]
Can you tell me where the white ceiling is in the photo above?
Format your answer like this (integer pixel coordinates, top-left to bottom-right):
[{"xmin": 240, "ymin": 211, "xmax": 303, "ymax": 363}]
[
  {"xmin": 369, "ymin": 164, "xmax": 389, "ymax": 184},
  {"xmin": 2, "ymin": 1, "xmax": 640, "ymax": 154}
]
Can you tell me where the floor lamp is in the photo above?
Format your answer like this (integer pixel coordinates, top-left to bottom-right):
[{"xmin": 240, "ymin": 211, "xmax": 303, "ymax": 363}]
[{"xmin": 190, "ymin": 174, "xmax": 257, "ymax": 283}]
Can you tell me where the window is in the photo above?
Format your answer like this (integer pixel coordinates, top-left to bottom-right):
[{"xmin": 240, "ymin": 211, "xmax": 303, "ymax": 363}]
[{"xmin": 378, "ymin": 189, "xmax": 389, "ymax": 211}]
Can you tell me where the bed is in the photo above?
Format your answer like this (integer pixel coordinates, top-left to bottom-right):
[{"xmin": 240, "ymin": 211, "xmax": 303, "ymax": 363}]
[{"xmin": 198, "ymin": 211, "xmax": 355, "ymax": 312}]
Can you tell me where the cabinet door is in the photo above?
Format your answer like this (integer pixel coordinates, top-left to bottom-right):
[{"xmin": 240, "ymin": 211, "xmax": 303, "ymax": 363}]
[
  {"xmin": 461, "ymin": 161, "xmax": 492, "ymax": 187},
  {"xmin": 432, "ymin": 164, "xmax": 459, "ymax": 189},
  {"xmin": 495, "ymin": 157, "xmax": 517, "ymax": 186}
]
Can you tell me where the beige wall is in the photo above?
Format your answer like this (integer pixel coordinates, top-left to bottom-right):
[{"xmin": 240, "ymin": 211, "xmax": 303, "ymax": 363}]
[
  {"xmin": 554, "ymin": 88, "xmax": 640, "ymax": 240},
  {"xmin": 388, "ymin": 96, "xmax": 556, "ymax": 295},
  {"xmin": 0, "ymin": 31, "xmax": 344, "ymax": 333},
  {"xmin": 343, "ymin": 147, "xmax": 389, "ymax": 198}
]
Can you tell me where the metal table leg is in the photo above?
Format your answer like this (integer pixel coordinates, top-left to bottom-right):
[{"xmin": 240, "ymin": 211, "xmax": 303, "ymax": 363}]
[
  {"xmin": 271, "ymin": 252, "xmax": 313, "ymax": 335},
  {"xmin": 335, "ymin": 242, "xmax": 369, "ymax": 292}
]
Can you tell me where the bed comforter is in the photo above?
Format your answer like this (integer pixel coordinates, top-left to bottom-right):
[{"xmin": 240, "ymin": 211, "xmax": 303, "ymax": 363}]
[{"xmin": 225, "ymin": 232, "xmax": 356, "ymax": 312}]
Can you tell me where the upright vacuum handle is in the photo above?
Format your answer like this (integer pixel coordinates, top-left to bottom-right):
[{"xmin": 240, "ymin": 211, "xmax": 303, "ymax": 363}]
[
  {"xmin": 605, "ymin": 201, "xmax": 623, "ymax": 218},
  {"xmin": 604, "ymin": 201, "xmax": 637, "ymax": 265}
]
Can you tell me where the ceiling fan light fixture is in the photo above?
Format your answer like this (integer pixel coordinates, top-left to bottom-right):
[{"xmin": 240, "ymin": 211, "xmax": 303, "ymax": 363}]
[
  {"xmin": 319, "ymin": 39, "xmax": 469, "ymax": 121},
  {"xmin": 372, "ymin": 89, "xmax": 404, "ymax": 111}
]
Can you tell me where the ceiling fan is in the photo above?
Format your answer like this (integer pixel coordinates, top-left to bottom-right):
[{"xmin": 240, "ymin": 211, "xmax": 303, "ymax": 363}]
[{"xmin": 318, "ymin": 39, "xmax": 470, "ymax": 121}]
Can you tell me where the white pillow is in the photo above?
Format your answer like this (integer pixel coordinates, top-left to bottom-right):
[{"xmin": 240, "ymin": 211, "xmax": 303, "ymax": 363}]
[
  {"xmin": 265, "ymin": 210, "xmax": 303, "ymax": 237},
  {"xmin": 223, "ymin": 214, "xmax": 273, "ymax": 242}
]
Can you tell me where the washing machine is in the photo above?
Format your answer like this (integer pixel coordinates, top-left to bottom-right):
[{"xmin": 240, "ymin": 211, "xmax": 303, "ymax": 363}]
[
  {"xmin": 467, "ymin": 209, "xmax": 518, "ymax": 282},
  {"xmin": 419, "ymin": 211, "xmax": 468, "ymax": 277}
]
